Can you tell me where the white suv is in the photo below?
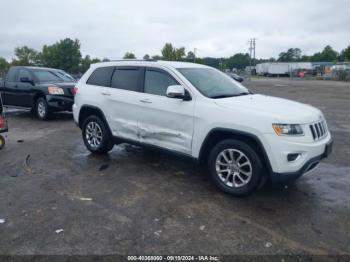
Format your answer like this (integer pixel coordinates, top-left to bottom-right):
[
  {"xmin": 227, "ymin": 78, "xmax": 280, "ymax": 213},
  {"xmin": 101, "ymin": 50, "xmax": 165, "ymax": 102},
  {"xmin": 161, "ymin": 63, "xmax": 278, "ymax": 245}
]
[{"xmin": 73, "ymin": 60, "xmax": 333, "ymax": 196}]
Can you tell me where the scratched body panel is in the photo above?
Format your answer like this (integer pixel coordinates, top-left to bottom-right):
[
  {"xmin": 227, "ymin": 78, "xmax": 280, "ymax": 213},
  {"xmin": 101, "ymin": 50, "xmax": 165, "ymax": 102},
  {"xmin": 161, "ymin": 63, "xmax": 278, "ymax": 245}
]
[{"xmin": 137, "ymin": 94, "xmax": 195, "ymax": 155}]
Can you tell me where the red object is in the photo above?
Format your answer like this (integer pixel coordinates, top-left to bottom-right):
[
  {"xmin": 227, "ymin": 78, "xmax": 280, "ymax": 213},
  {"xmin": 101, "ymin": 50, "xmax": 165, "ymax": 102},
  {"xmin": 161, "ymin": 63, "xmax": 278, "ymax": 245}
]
[
  {"xmin": 71, "ymin": 86, "xmax": 79, "ymax": 96},
  {"xmin": 0, "ymin": 116, "xmax": 6, "ymax": 130}
]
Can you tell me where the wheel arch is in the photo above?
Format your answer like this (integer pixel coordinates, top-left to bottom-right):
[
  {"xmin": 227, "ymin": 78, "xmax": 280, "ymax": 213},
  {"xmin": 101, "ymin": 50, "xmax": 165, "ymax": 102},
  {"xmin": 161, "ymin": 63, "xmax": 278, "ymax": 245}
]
[
  {"xmin": 198, "ymin": 128, "xmax": 273, "ymax": 175},
  {"xmin": 32, "ymin": 91, "xmax": 46, "ymax": 108},
  {"xmin": 78, "ymin": 105, "xmax": 110, "ymax": 130}
]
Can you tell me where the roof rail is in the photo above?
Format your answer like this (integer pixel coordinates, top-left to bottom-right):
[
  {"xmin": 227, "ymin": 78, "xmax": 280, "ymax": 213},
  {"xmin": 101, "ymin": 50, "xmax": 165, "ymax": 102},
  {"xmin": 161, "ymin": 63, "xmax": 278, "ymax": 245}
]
[{"xmin": 107, "ymin": 59, "xmax": 158, "ymax": 62}]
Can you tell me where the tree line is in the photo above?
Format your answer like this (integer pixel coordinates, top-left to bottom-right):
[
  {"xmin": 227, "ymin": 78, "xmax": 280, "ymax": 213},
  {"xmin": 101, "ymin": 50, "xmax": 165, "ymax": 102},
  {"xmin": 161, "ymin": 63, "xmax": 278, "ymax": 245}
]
[{"xmin": 1, "ymin": 38, "xmax": 349, "ymax": 77}]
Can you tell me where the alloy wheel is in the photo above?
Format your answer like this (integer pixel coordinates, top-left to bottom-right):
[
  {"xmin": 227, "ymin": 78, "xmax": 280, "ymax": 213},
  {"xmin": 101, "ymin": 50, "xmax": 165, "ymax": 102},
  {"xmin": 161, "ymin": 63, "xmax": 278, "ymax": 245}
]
[
  {"xmin": 85, "ymin": 121, "xmax": 103, "ymax": 148},
  {"xmin": 215, "ymin": 148, "xmax": 252, "ymax": 188}
]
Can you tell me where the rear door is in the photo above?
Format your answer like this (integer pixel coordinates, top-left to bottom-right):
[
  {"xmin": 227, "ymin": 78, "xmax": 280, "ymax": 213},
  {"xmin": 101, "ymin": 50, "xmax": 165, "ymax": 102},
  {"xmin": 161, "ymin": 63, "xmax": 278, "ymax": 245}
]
[
  {"xmin": 1, "ymin": 68, "xmax": 18, "ymax": 106},
  {"xmin": 137, "ymin": 68, "xmax": 195, "ymax": 155},
  {"xmin": 102, "ymin": 66, "xmax": 144, "ymax": 141},
  {"xmin": 16, "ymin": 68, "xmax": 34, "ymax": 107}
]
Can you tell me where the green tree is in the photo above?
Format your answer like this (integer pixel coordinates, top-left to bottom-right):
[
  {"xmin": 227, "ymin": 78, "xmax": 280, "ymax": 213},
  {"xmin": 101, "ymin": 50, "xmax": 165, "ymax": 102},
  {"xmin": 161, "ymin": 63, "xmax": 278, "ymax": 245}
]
[
  {"xmin": 225, "ymin": 53, "xmax": 250, "ymax": 70},
  {"xmin": 80, "ymin": 55, "xmax": 101, "ymax": 73},
  {"xmin": 143, "ymin": 54, "xmax": 150, "ymax": 60},
  {"xmin": 339, "ymin": 45, "xmax": 350, "ymax": 61},
  {"xmin": 161, "ymin": 43, "xmax": 185, "ymax": 61},
  {"xmin": 12, "ymin": 46, "xmax": 39, "ymax": 66},
  {"xmin": 277, "ymin": 48, "xmax": 302, "ymax": 62},
  {"xmin": 152, "ymin": 55, "xmax": 163, "ymax": 60},
  {"xmin": 311, "ymin": 45, "xmax": 338, "ymax": 62},
  {"xmin": 123, "ymin": 52, "xmax": 136, "ymax": 59},
  {"xmin": 186, "ymin": 51, "xmax": 195, "ymax": 61},
  {"xmin": 40, "ymin": 38, "xmax": 82, "ymax": 73},
  {"xmin": 161, "ymin": 43, "xmax": 175, "ymax": 60},
  {"xmin": 0, "ymin": 57, "xmax": 10, "ymax": 77}
]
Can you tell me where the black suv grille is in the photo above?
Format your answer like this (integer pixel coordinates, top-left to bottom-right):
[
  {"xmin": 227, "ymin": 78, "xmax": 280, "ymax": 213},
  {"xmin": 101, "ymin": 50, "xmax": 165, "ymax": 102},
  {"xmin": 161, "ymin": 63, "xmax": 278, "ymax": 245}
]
[{"xmin": 309, "ymin": 121, "xmax": 327, "ymax": 140}]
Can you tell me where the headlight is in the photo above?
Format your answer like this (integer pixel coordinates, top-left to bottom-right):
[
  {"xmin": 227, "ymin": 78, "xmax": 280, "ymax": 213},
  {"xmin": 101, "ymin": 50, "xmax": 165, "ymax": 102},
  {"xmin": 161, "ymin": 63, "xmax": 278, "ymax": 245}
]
[
  {"xmin": 272, "ymin": 124, "xmax": 304, "ymax": 136},
  {"xmin": 48, "ymin": 86, "xmax": 64, "ymax": 95}
]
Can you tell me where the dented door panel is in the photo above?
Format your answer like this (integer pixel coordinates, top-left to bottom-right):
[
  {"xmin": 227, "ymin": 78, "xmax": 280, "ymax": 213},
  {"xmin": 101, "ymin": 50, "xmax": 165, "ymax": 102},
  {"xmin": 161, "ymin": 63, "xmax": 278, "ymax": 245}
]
[
  {"xmin": 103, "ymin": 88, "xmax": 144, "ymax": 141},
  {"xmin": 138, "ymin": 95, "xmax": 195, "ymax": 155}
]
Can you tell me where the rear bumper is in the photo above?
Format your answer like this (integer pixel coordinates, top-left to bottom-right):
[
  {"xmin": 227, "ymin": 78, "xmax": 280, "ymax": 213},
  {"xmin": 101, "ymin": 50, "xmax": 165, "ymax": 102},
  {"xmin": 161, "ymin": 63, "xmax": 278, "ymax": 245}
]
[
  {"xmin": 46, "ymin": 95, "xmax": 74, "ymax": 111},
  {"xmin": 270, "ymin": 138, "xmax": 333, "ymax": 184}
]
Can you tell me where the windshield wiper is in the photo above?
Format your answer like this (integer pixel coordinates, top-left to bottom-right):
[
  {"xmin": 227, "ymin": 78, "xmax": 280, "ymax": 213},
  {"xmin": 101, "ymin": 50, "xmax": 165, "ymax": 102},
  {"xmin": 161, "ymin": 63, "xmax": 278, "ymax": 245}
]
[{"xmin": 210, "ymin": 92, "xmax": 251, "ymax": 99}]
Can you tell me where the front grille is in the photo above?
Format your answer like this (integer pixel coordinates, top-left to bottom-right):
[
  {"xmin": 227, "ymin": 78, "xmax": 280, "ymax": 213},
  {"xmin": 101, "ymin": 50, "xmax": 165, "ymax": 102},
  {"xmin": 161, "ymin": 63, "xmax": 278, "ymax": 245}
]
[{"xmin": 309, "ymin": 121, "xmax": 327, "ymax": 140}]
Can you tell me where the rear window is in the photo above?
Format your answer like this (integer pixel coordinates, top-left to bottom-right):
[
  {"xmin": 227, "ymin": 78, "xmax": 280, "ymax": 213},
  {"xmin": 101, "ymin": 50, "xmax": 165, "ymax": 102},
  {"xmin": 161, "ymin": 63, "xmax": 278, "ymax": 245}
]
[
  {"xmin": 111, "ymin": 68, "xmax": 142, "ymax": 92},
  {"xmin": 87, "ymin": 67, "xmax": 114, "ymax": 87}
]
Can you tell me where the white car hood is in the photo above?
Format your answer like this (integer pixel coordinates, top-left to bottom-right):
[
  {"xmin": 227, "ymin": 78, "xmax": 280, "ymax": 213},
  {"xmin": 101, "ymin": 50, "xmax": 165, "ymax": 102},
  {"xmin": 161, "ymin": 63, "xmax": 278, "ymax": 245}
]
[{"xmin": 214, "ymin": 94, "xmax": 322, "ymax": 124}]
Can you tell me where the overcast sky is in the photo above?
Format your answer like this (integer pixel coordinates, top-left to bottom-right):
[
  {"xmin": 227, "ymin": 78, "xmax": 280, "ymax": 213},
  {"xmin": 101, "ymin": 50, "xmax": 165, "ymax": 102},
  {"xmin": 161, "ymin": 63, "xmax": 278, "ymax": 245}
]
[{"xmin": 0, "ymin": 0, "xmax": 349, "ymax": 60}]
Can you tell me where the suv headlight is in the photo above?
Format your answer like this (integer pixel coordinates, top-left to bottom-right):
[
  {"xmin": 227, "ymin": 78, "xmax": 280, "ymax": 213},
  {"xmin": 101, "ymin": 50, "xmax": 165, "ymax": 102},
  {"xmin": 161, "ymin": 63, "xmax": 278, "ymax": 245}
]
[
  {"xmin": 48, "ymin": 86, "xmax": 64, "ymax": 95},
  {"xmin": 272, "ymin": 124, "xmax": 304, "ymax": 136}
]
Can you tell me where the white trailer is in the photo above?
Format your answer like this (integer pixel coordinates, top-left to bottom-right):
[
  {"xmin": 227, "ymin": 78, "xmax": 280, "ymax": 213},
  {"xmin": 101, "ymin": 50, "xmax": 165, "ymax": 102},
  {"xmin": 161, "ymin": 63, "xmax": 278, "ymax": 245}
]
[
  {"xmin": 256, "ymin": 62, "xmax": 314, "ymax": 76},
  {"xmin": 267, "ymin": 63, "xmax": 290, "ymax": 75},
  {"xmin": 256, "ymin": 63, "xmax": 269, "ymax": 75}
]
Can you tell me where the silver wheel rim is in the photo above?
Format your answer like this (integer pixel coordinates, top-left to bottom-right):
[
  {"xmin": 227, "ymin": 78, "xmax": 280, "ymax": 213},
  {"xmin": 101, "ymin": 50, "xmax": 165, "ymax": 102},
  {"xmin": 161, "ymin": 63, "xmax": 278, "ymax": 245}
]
[
  {"xmin": 215, "ymin": 148, "xmax": 252, "ymax": 188},
  {"xmin": 37, "ymin": 101, "xmax": 46, "ymax": 118},
  {"xmin": 85, "ymin": 121, "xmax": 103, "ymax": 148}
]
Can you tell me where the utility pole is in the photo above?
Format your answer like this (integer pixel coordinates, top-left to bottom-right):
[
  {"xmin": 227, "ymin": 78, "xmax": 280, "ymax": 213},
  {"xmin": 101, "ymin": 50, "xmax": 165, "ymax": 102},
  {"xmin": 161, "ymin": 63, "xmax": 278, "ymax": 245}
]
[
  {"xmin": 248, "ymin": 38, "xmax": 257, "ymax": 80},
  {"xmin": 252, "ymin": 38, "xmax": 256, "ymax": 67}
]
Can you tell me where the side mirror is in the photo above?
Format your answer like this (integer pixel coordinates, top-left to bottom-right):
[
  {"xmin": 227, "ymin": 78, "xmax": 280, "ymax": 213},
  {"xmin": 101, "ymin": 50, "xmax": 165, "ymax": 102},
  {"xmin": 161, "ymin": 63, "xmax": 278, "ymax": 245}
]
[
  {"xmin": 20, "ymin": 77, "xmax": 34, "ymax": 85},
  {"xmin": 166, "ymin": 85, "xmax": 191, "ymax": 101}
]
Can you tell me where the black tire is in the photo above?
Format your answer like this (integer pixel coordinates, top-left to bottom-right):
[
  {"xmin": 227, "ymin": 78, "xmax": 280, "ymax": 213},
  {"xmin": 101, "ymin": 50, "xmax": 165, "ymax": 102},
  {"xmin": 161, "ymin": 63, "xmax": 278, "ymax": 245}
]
[
  {"xmin": 82, "ymin": 115, "xmax": 114, "ymax": 154},
  {"xmin": 0, "ymin": 135, "xmax": 5, "ymax": 150},
  {"xmin": 36, "ymin": 97, "xmax": 50, "ymax": 121},
  {"xmin": 208, "ymin": 139, "xmax": 263, "ymax": 196}
]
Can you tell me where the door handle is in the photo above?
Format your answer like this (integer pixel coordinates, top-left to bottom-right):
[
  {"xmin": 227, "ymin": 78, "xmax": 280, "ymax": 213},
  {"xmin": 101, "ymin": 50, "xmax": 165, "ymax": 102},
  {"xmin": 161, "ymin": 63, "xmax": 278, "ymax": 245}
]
[
  {"xmin": 140, "ymin": 99, "xmax": 152, "ymax": 104},
  {"xmin": 101, "ymin": 91, "xmax": 112, "ymax": 96}
]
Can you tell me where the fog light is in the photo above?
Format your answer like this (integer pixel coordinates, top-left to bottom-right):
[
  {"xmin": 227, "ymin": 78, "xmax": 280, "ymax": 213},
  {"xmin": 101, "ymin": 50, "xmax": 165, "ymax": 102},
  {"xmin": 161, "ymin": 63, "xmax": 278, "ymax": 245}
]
[{"xmin": 287, "ymin": 153, "xmax": 300, "ymax": 162}]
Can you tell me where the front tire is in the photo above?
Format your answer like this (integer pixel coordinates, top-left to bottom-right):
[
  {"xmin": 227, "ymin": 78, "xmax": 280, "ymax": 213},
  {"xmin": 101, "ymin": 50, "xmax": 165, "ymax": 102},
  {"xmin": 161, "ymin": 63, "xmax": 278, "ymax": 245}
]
[
  {"xmin": 208, "ymin": 139, "xmax": 263, "ymax": 196},
  {"xmin": 82, "ymin": 115, "xmax": 114, "ymax": 154},
  {"xmin": 36, "ymin": 97, "xmax": 50, "ymax": 121}
]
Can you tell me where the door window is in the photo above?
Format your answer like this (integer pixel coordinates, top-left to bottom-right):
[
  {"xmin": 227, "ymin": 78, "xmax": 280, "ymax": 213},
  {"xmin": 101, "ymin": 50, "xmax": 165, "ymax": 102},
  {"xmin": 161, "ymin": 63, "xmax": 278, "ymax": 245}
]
[
  {"xmin": 5, "ymin": 68, "xmax": 17, "ymax": 82},
  {"xmin": 87, "ymin": 67, "xmax": 114, "ymax": 87},
  {"xmin": 111, "ymin": 68, "xmax": 142, "ymax": 92},
  {"xmin": 144, "ymin": 69, "xmax": 178, "ymax": 96},
  {"xmin": 18, "ymin": 69, "xmax": 32, "ymax": 81}
]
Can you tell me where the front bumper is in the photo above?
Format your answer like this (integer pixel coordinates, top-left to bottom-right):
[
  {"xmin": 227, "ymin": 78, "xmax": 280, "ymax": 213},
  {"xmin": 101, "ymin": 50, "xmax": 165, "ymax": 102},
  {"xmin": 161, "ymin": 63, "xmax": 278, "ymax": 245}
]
[
  {"xmin": 46, "ymin": 95, "xmax": 74, "ymax": 111},
  {"xmin": 270, "ymin": 138, "xmax": 333, "ymax": 184}
]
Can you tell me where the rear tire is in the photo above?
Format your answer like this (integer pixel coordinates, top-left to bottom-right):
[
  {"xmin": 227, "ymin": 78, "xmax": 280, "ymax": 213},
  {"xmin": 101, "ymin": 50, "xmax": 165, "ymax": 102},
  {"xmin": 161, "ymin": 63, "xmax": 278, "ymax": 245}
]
[
  {"xmin": 208, "ymin": 139, "xmax": 263, "ymax": 196},
  {"xmin": 82, "ymin": 115, "xmax": 114, "ymax": 154},
  {"xmin": 36, "ymin": 97, "xmax": 50, "ymax": 121}
]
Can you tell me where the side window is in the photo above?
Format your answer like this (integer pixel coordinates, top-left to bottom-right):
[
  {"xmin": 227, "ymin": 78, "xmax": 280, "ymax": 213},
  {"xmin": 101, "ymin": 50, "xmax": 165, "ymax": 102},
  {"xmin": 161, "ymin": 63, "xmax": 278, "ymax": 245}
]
[
  {"xmin": 144, "ymin": 69, "xmax": 178, "ymax": 96},
  {"xmin": 111, "ymin": 68, "xmax": 142, "ymax": 92},
  {"xmin": 6, "ymin": 68, "xmax": 17, "ymax": 82},
  {"xmin": 18, "ymin": 69, "xmax": 32, "ymax": 81},
  {"xmin": 86, "ymin": 67, "xmax": 114, "ymax": 87}
]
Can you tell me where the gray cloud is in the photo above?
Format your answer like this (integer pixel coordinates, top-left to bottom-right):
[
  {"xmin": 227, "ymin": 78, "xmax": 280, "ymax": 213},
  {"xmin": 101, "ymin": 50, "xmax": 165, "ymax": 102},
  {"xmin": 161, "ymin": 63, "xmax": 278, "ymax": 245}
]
[{"xmin": 0, "ymin": 0, "xmax": 349, "ymax": 60}]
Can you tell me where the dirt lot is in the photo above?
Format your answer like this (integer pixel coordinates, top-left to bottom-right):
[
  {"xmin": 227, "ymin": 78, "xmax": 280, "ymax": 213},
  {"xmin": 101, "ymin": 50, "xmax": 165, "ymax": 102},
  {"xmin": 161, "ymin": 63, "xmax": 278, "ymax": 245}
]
[{"xmin": 0, "ymin": 78, "xmax": 350, "ymax": 257}]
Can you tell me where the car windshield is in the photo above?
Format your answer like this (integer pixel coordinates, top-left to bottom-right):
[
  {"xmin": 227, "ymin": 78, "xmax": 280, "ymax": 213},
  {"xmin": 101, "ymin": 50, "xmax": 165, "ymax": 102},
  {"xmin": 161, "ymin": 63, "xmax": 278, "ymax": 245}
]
[
  {"xmin": 54, "ymin": 70, "xmax": 76, "ymax": 82},
  {"xmin": 32, "ymin": 69, "xmax": 75, "ymax": 83},
  {"xmin": 177, "ymin": 68, "xmax": 250, "ymax": 98}
]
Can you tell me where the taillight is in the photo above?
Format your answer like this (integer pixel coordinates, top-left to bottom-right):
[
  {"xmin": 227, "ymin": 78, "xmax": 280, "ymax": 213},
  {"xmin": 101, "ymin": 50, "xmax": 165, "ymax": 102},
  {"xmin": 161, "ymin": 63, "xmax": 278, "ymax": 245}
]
[
  {"xmin": 0, "ymin": 117, "xmax": 6, "ymax": 129},
  {"xmin": 72, "ymin": 87, "xmax": 79, "ymax": 96}
]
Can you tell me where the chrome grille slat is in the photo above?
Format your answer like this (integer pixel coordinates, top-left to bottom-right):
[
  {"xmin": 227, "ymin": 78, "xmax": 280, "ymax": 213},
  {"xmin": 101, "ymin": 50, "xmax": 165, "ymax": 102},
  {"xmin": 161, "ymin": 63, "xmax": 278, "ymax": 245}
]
[{"xmin": 309, "ymin": 121, "xmax": 327, "ymax": 140}]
